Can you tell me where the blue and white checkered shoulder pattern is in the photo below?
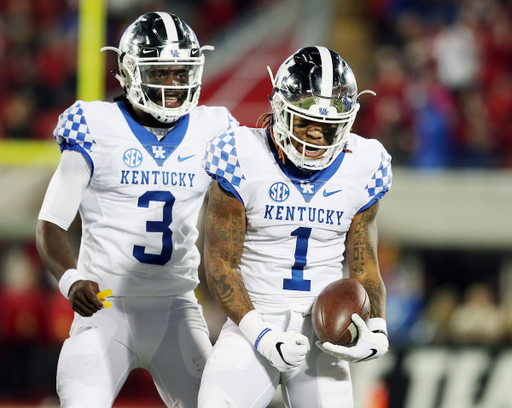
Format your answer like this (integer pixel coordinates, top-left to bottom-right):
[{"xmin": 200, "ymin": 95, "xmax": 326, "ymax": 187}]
[
  {"xmin": 365, "ymin": 150, "xmax": 392, "ymax": 198},
  {"xmin": 54, "ymin": 102, "xmax": 95, "ymax": 152},
  {"xmin": 202, "ymin": 131, "xmax": 245, "ymax": 187}
]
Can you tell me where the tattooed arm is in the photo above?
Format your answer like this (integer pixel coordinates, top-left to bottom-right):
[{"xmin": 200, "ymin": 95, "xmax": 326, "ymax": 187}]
[
  {"xmin": 345, "ymin": 200, "xmax": 386, "ymax": 319},
  {"xmin": 317, "ymin": 201, "xmax": 389, "ymax": 362},
  {"xmin": 204, "ymin": 180, "xmax": 253, "ymax": 325}
]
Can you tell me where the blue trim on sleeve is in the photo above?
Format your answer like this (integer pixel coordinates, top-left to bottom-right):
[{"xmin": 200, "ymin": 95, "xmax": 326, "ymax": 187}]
[
  {"xmin": 357, "ymin": 191, "xmax": 387, "ymax": 213},
  {"xmin": 214, "ymin": 175, "xmax": 244, "ymax": 205},
  {"xmin": 60, "ymin": 143, "xmax": 95, "ymax": 176}
]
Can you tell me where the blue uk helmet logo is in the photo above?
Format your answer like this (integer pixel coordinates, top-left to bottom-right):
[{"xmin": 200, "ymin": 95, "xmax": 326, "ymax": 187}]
[
  {"xmin": 123, "ymin": 148, "xmax": 143, "ymax": 167},
  {"xmin": 269, "ymin": 182, "xmax": 290, "ymax": 202},
  {"xmin": 319, "ymin": 107, "xmax": 329, "ymax": 116}
]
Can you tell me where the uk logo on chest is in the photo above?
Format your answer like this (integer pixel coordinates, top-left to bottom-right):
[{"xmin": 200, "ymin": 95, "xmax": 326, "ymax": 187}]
[{"xmin": 152, "ymin": 146, "xmax": 166, "ymax": 159}]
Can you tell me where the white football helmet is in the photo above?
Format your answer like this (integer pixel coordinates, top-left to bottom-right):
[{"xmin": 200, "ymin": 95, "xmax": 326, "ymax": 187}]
[
  {"xmin": 269, "ymin": 46, "xmax": 374, "ymax": 171},
  {"xmin": 102, "ymin": 12, "xmax": 213, "ymax": 124}
]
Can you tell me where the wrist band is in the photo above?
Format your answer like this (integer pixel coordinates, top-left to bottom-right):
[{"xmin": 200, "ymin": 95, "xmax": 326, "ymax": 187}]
[
  {"xmin": 59, "ymin": 268, "xmax": 84, "ymax": 299},
  {"xmin": 238, "ymin": 310, "xmax": 270, "ymax": 347},
  {"xmin": 254, "ymin": 328, "xmax": 272, "ymax": 350}
]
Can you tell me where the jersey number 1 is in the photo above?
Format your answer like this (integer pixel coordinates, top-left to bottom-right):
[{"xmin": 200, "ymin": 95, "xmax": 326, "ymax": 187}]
[
  {"xmin": 283, "ymin": 227, "xmax": 312, "ymax": 291},
  {"xmin": 133, "ymin": 191, "xmax": 174, "ymax": 265}
]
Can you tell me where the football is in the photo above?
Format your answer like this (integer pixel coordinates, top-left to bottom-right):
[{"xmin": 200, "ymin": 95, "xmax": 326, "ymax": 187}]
[{"xmin": 312, "ymin": 278, "xmax": 370, "ymax": 346}]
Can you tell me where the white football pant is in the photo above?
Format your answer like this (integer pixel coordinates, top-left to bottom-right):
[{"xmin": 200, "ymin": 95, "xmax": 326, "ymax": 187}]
[
  {"xmin": 198, "ymin": 310, "xmax": 353, "ymax": 408},
  {"xmin": 57, "ymin": 292, "xmax": 211, "ymax": 407}
]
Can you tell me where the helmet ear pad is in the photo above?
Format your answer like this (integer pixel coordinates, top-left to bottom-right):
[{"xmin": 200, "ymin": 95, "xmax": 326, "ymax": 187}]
[
  {"xmin": 127, "ymin": 86, "xmax": 143, "ymax": 105},
  {"xmin": 118, "ymin": 53, "xmax": 135, "ymax": 94}
]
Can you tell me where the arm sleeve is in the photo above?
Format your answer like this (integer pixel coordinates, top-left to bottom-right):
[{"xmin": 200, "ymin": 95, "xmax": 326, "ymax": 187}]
[{"xmin": 38, "ymin": 150, "xmax": 91, "ymax": 230}]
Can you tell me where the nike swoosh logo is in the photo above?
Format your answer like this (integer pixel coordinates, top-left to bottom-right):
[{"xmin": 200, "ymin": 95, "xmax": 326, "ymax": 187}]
[
  {"xmin": 141, "ymin": 49, "xmax": 153, "ymax": 54},
  {"xmin": 357, "ymin": 348, "xmax": 378, "ymax": 362},
  {"xmin": 177, "ymin": 154, "xmax": 195, "ymax": 162},
  {"xmin": 275, "ymin": 342, "xmax": 292, "ymax": 366},
  {"xmin": 323, "ymin": 189, "xmax": 342, "ymax": 197}
]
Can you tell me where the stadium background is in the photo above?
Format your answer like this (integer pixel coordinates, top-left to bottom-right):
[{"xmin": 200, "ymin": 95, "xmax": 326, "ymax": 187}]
[{"xmin": 0, "ymin": 0, "xmax": 511, "ymax": 407}]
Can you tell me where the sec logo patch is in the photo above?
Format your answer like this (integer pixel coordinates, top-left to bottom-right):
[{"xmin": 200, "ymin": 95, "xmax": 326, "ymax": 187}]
[
  {"xmin": 123, "ymin": 148, "xmax": 143, "ymax": 167},
  {"xmin": 269, "ymin": 182, "xmax": 290, "ymax": 202}
]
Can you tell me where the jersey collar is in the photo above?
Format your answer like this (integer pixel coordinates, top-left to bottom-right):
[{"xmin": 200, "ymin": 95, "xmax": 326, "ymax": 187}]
[
  {"xmin": 266, "ymin": 129, "xmax": 346, "ymax": 203},
  {"xmin": 118, "ymin": 100, "xmax": 190, "ymax": 167}
]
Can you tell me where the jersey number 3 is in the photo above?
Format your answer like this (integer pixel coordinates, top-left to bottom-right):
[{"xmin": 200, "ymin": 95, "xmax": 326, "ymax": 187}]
[
  {"xmin": 283, "ymin": 227, "xmax": 312, "ymax": 291},
  {"xmin": 133, "ymin": 191, "xmax": 175, "ymax": 265}
]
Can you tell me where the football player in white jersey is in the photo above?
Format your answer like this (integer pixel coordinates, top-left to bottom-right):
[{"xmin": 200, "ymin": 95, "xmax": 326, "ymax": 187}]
[
  {"xmin": 35, "ymin": 12, "xmax": 238, "ymax": 408},
  {"xmin": 198, "ymin": 46, "xmax": 392, "ymax": 408}
]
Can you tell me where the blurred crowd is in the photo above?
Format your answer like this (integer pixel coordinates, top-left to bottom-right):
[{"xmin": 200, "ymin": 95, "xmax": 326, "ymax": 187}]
[
  {"xmin": 1, "ymin": 0, "xmax": 511, "ymax": 170},
  {"xmin": 0, "ymin": 0, "xmax": 264, "ymax": 142},
  {"xmin": 0, "ymin": 241, "xmax": 64, "ymax": 402},
  {"xmin": 356, "ymin": 0, "xmax": 512, "ymax": 168},
  {"xmin": 377, "ymin": 242, "xmax": 512, "ymax": 347}
]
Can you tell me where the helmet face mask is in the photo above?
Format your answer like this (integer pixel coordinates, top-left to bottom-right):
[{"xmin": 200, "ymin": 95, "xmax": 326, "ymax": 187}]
[
  {"xmin": 138, "ymin": 63, "xmax": 202, "ymax": 113},
  {"xmin": 270, "ymin": 46, "xmax": 362, "ymax": 171},
  {"xmin": 104, "ymin": 12, "xmax": 210, "ymax": 124}
]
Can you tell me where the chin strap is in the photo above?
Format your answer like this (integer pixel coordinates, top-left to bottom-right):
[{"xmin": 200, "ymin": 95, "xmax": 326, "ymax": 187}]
[{"xmin": 268, "ymin": 126, "xmax": 287, "ymax": 165}]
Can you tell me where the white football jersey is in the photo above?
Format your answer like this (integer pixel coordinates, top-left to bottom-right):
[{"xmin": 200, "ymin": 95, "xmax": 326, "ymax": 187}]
[
  {"xmin": 53, "ymin": 100, "xmax": 238, "ymax": 297},
  {"xmin": 203, "ymin": 127, "xmax": 392, "ymax": 313}
]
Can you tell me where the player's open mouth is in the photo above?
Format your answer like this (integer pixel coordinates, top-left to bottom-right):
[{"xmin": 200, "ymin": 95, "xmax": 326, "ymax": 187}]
[
  {"xmin": 164, "ymin": 94, "xmax": 182, "ymax": 108},
  {"xmin": 304, "ymin": 145, "xmax": 325, "ymax": 158}
]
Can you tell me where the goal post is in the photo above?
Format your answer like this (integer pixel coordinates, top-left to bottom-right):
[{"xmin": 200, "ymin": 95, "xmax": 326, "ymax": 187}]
[{"xmin": 77, "ymin": 0, "xmax": 107, "ymax": 102}]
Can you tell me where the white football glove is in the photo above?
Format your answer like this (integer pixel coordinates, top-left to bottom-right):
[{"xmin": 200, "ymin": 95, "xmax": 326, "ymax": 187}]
[
  {"xmin": 256, "ymin": 329, "xmax": 310, "ymax": 372},
  {"xmin": 239, "ymin": 310, "xmax": 310, "ymax": 373},
  {"xmin": 316, "ymin": 314, "xmax": 389, "ymax": 363}
]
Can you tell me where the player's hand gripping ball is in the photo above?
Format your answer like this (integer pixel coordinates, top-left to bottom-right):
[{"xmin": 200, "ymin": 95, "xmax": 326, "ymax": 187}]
[
  {"xmin": 96, "ymin": 289, "xmax": 113, "ymax": 308},
  {"xmin": 312, "ymin": 279, "xmax": 370, "ymax": 346}
]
